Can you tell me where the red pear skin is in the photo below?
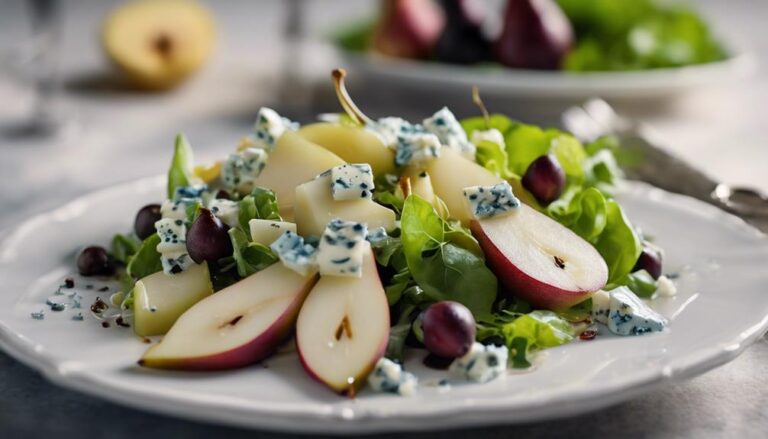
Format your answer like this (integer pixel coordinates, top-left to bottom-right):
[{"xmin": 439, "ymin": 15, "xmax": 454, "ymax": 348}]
[{"xmin": 470, "ymin": 208, "xmax": 607, "ymax": 310}]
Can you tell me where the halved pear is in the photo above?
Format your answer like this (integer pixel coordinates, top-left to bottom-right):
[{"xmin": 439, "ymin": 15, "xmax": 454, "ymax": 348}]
[
  {"xmin": 420, "ymin": 149, "xmax": 503, "ymax": 225},
  {"xmin": 139, "ymin": 262, "xmax": 318, "ymax": 370},
  {"xmin": 102, "ymin": 0, "xmax": 215, "ymax": 89},
  {"xmin": 133, "ymin": 262, "xmax": 213, "ymax": 337},
  {"xmin": 471, "ymin": 206, "xmax": 608, "ymax": 310},
  {"xmin": 402, "ymin": 170, "xmax": 449, "ymax": 218},
  {"xmin": 250, "ymin": 131, "xmax": 345, "ymax": 221},
  {"xmin": 298, "ymin": 123, "xmax": 396, "ymax": 176},
  {"xmin": 296, "ymin": 243, "xmax": 390, "ymax": 394},
  {"xmin": 294, "ymin": 173, "xmax": 397, "ymax": 237}
]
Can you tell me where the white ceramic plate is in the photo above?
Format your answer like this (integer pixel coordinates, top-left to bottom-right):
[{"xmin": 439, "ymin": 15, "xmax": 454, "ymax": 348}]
[
  {"xmin": 339, "ymin": 50, "xmax": 756, "ymax": 101},
  {"xmin": 1, "ymin": 177, "xmax": 767, "ymax": 434}
]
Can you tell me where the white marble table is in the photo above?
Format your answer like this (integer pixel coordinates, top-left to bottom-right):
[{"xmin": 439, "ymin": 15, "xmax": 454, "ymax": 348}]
[{"xmin": 0, "ymin": 0, "xmax": 766, "ymax": 437}]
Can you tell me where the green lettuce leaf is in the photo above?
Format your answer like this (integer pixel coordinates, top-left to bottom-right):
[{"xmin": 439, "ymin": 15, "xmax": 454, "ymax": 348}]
[
  {"xmin": 126, "ymin": 234, "xmax": 163, "ymax": 279},
  {"xmin": 238, "ymin": 187, "xmax": 282, "ymax": 232},
  {"xmin": 110, "ymin": 234, "xmax": 141, "ymax": 264},
  {"xmin": 167, "ymin": 134, "xmax": 196, "ymax": 199},
  {"xmin": 477, "ymin": 310, "xmax": 575, "ymax": 368},
  {"xmin": 548, "ymin": 187, "xmax": 608, "ymax": 241},
  {"xmin": 228, "ymin": 228, "xmax": 277, "ymax": 277},
  {"xmin": 475, "ymin": 140, "xmax": 516, "ymax": 179},
  {"xmin": 611, "ymin": 270, "xmax": 658, "ymax": 298},
  {"xmin": 400, "ymin": 195, "xmax": 497, "ymax": 317},
  {"xmin": 593, "ymin": 200, "xmax": 643, "ymax": 284}
]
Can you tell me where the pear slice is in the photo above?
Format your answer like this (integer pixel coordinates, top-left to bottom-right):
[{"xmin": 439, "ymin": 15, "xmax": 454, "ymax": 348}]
[
  {"xmin": 139, "ymin": 263, "xmax": 318, "ymax": 370},
  {"xmin": 471, "ymin": 205, "xmax": 608, "ymax": 310},
  {"xmin": 298, "ymin": 123, "xmax": 396, "ymax": 176},
  {"xmin": 294, "ymin": 173, "xmax": 396, "ymax": 237},
  {"xmin": 251, "ymin": 131, "xmax": 345, "ymax": 221},
  {"xmin": 296, "ymin": 243, "xmax": 390, "ymax": 394},
  {"xmin": 133, "ymin": 262, "xmax": 213, "ymax": 337}
]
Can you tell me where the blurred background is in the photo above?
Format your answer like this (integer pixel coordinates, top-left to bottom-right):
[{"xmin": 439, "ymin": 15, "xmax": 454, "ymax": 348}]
[{"xmin": 0, "ymin": 0, "xmax": 764, "ymax": 227}]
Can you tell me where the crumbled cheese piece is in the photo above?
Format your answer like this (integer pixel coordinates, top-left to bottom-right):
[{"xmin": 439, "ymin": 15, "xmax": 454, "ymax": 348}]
[
  {"xmin": 656, "ymin": 275, "xmax": 677, "ymax": 297},
  {"xmin": 330, "ymin": 164, "xmax": 375, "ymax": 201},
  {"xmin": 450, "ymin": 342, "xmax": 508, "ymax": 383},
  {"xmin": 606, "ymin": 287, "xmax": 668, "ymax": 336},
  {"xmin": 368, "ymin": 117, "xmax": 442, "ymax": 166},
  {"xmin": 463, "ymin": 181, "xmax": 520, "ymax": 219},
  {"xmin": 423, "ymin": 107, "xmax": 476, "ymax": 160},
  {"xmin": 366, "ymin": 227, "xmax": 389, "ymax": 245},
  {"xmin": 155, "ymin": 218, "xmax": 193, "ymax": 274},
  {"xmin": 317, "ymin": 219, "xmax": 368, "ymax": 277},
  {"xmin": 221, "ymin": 147, "xmax": 269, "ymax": 189},
  {"xmin": 160, "ymin": 199, "xmax": 191, "ymax": 221},
  {"xmin": 368, "ymin": 358, "xmax": 418, "ymax": 396},
  {"xmin": 396, "ymin": 131, "xmax": 442, "ymax": 166},
  {"xmin": 207, "ymin": 198, "xmax": 240, "ymax": 228},
  {"xmin": 249, "ymin": 219, "xmax": 297, "ymax": 246},
  {"xmin": 591, "ymin": 289, "xmax": 611, "ymax": 325},
  {"xmin": 367, "ymin": 117, "xmax": 407, "ymax": 150},
  {"xmin": 252, "ymin": 107, "xmax": 298, "ymax": 151},
  {"xmin": 173, "ymin": 184, "xmax": 208, "ymax": 201},
  {"xmin": 471, "ymin": 128, "xmax": 505, "ymax": 148},
  {"xmin": 270, "ymin": 231, "xmax": 318, "ymax": 276}
]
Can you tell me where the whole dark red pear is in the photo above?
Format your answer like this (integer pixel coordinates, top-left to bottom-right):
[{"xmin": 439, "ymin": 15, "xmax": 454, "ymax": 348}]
[{"xmin": 495, "ymin": 0, "xmax": 574, "ymax": 70}]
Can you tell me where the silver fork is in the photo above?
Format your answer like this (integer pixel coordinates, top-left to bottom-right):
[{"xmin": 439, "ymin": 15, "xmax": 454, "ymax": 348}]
[{"xmin": 562, "ymin": 99, "xmax": 768, "ymax": 232}]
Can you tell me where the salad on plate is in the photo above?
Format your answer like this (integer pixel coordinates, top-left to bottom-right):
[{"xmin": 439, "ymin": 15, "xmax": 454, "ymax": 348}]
[
  {"xmin": 58, "ymin": 69, "xmax": 676, "ymax": 397},
  {"xmin": 337, "ymin": 0, "xmax": 726, "ymax": 72}
]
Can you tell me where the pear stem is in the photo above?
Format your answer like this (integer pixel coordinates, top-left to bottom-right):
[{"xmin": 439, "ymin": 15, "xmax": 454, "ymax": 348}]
[
  {"xmin": 472, "ymin": 86, "xmax": 490, "ymax": 129},
  {"xmin": 332, "ymin": 68, "xmax": 373, "ymax": 126}
]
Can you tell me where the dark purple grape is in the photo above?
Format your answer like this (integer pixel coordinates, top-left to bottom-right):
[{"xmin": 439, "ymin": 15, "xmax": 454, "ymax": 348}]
[
  {"xmin": 77, "ymin": 246, "xmax": 115, "ymax": 276},
  {"xmin": 633, "ymin": 245, "xmax": 663, "ymax": 280},
  {"xmin": 215, "ymin": 189, "xmax": 232, "ymax": 200},
  {"xmin": 495, "ymin": 0, "xmax": 573, "ymax": 70},
  {"xmin": 186, "ymin": 208, "xmax": 233, "ymax": 264},
  {"xmin": 434, "ymin": 0, "xmax": 492, "ymax": 65},
  {"xmin": 134, "ymin": 204, "xmax": 162, "ymax": 240},
  {"xmin": 422, "ymin": 301, "xmax": 476, "ymax": 359},
  {"xmin": 522, "ymin": 154, "xmax": 566, "ymax": 205}
]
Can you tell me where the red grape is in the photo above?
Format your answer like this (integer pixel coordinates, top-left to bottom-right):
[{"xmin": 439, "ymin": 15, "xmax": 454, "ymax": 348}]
[
  {"xmin": 134, "ymin": 204, "xmax": 161, "ymax": 240},
  {"xmin": 77, "ymin": 246, "xmax": 115, "ymax": 276},
  {"xmin": 186, "ymin": 208, "xmax": 233, "ymax": 264},
  {"xmin": 422, "ymin": 301, "xmax": 476, "ymax": 359},
  {"xmin": 522, "ymin": 154, "xmax": 566, "ymax": 205},
  {"xmin": 633, "ymin": 245, "xmax": 663, "ymax": 280}
]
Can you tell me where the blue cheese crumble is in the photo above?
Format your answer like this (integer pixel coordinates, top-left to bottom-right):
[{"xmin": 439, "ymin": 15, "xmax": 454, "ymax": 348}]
[
  {"xmin": 449, "ymin": 342, "xmax": 508, "ymax": 383},
  {"xmin": 173, "ymin": 184, "xmax": 208, "ymax": 201},
  {"xmin": 366, "ymin": 227, "xmax": 389, "ymax": 245},
  {"xmin": 368, "ymin": 117, "xmax": 442, "ymax": 166},
  {"xmin": 367, "ymin": 117, "xmax": 407, "ymax": 150},
  {"xmin": 208, "ymin": 198, "xmax": 240, "ymax": 228},
  {"xmin": 317, "ymin": 219, "xmax": 368, "ymax": 277},
  {"xmin": 591, "ymin": 289, "xmax": 611, "ymax": 325},
  {"xmin": 222, "ymin": 147, "xmax": 269, "ymax": 189},
  {"xmin": 252, "ymin": 107, "xmax": 298, "ymax": 151},
  {"xmin": 330, "ymin": 164, "xmax": 375, "ymax": 201},
  {"xmin": 160, "ymin": 199, "xmax": 192, "ymax": 220},
  {"xmin": 368, "ymin": 358, "xmax": 418, "ymax": 396},
  {"xmin": 593, "ymin": 287, "xmax": 668, "ymax": 335},
  {"xmin": 463, "ymin": 181, "xmax": 520, "ymax": 219},
  {"xmin": 270, "ymin": 231, "xmax": 318, "ymax": 276},
  {"xmin": 423, "ymin": 107, "xmax": 476, "ymax": 160},
  {"xmin": 155, "ymin": 218, "xmax": 194, "ymax": 274}
]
